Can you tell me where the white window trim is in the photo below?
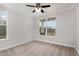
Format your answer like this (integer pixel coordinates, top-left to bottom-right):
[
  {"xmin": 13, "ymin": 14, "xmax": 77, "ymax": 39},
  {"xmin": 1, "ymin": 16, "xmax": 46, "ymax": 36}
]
[{"xmin": 40, "ymin": 17, "xmax": 56, "ymax": 37}]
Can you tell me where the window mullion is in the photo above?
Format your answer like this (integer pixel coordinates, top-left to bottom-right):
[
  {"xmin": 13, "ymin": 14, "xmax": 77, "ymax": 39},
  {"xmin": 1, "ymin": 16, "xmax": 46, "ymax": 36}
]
[{"xmin": 46, "ymin": 18, "xmax": 47, "ymax": 36}]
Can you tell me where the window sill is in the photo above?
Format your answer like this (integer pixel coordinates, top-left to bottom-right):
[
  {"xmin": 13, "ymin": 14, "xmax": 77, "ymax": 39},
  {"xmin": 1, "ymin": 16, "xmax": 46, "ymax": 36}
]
[
  {"xmin": 40, "ymin": 35, "xmax": 56, "ymax": 38},
  {"xmin": 47, "ymin": 35, "xmax": 56, "ymax": 37},
  {"xmin": 0, "ymin": 38, "xmax": 6, "ymax": 40}
]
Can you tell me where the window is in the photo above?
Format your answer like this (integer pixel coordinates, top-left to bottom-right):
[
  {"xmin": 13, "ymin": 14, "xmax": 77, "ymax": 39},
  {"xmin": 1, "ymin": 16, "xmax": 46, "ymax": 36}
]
[
  {"xmin": 0, "ymin": 11, "xmax": 7, "ymax": 39},
  {"xmin": 40, "ymin": 19, "xmax": 46, "ymax": 35},
  {"xmin": 47, "ymin": 17, "xmax": 56, "ymax": 36},
  {"xmin": 40, "ymin": 17, "xmax": 56, "ymax": 36}
]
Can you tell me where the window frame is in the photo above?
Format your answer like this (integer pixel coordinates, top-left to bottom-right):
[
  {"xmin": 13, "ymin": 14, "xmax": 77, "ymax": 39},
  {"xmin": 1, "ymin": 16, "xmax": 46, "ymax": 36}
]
[{"xmin": 0, "ymin": 11, "xmax": 8, "ymax": 40}]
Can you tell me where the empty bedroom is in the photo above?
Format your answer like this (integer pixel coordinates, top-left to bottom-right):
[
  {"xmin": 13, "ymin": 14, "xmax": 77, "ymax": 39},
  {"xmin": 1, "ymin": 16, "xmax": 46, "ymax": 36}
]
[{"xmin": 0, "ymin": 3, "xmax": 79, "ymax": 56}]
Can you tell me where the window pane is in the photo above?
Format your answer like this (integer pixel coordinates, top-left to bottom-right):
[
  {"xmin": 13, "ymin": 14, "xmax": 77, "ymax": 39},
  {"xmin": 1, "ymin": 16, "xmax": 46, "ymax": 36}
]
[
  {"xmin": 47, "ymin": 17, "xmax": 56, "ymax": 36},
  {"xmin": 0, "ymin": 11, "xmax": 7, "ymax": 39},
  {"xmin": 40, "ymin": 19, "xmax": 46, "ymax": 35},
  {"xmin": 0, "ymin": 25, "xmax": 6, "ymax": 39},
  {"xmin": 0, "ymin": 20, "xmax": 3, "ymax": 24},
  {"xmin": 3, "ymin": 20, "xmax": 6, "ymax": 24}
]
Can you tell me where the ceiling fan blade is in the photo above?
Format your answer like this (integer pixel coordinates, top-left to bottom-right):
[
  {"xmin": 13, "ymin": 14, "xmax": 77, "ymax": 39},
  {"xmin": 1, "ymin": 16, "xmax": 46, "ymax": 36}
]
[
  {"xmin": 41, "ymin": 9, "xmax": 44, "ymax": 13},
  {"xmin": 41, "ymin": 5, "xmax": 50, "ymax": 8},
  {"xmin": 32, "ymin": 10, "xmax": 35, "ymax": 13},
  {"xmin": 26, "ymin": 5, "xmax": 35, "ymax": 7}
]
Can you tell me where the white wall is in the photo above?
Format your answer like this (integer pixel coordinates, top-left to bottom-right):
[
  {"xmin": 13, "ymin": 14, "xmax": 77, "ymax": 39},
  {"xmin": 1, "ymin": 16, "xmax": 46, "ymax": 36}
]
[
  {"xmin": 76, "ymin": 4, "xmax": 79, "ymax": 54},
  {"xmin": 0, "ymin": 5, "xmax": 33, "ymax": 50},
  {"xmin": 34, "ymin": 8, "xmax": 76, "ymax": 48}
]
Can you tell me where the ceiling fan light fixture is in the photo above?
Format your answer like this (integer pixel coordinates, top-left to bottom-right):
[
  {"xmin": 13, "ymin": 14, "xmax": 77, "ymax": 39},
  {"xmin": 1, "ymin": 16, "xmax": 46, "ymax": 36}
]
[
  {"xmin": 35, "ymin": 7, "xmax": 41, "ymax": 12},
  {"xmin": 26, "ymin": 3, "xmax": 50, "ymax": 13}
]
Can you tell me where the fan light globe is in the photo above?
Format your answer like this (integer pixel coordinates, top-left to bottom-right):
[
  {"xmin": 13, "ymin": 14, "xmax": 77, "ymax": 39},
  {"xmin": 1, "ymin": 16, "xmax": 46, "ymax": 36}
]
[{"xmin": 35, "ymin": 8, "xmax": 41, "ymax": 12}]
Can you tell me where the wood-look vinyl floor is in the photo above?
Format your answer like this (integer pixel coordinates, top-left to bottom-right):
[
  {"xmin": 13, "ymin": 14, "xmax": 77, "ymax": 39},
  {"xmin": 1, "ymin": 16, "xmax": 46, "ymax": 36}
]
[{"xmin": 0, "ymin": 40, "xmax": 78, "ymax": 56}]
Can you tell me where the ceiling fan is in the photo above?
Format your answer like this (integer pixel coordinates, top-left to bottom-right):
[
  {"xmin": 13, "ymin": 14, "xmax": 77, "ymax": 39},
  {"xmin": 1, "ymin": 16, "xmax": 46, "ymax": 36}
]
[{"xmin": 25, "ymin": 3, "xmax": 50, "ymax": 13}]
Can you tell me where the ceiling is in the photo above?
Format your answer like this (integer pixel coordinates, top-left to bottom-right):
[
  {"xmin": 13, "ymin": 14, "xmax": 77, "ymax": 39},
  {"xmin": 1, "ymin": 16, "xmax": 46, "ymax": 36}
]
[{"xmin": 1, "ymin": 3, "xmax": 78, "ymax": 17}]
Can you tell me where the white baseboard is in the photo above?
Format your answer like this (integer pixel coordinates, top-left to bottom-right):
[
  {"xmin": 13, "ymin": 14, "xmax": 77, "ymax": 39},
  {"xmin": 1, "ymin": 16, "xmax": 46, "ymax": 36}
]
[
  {"xmin": 34, "ymin": 39, "xmax": 75, "ymax": 48},
  {"xmin": 0, "ymin": 39, "xmax": 33, "ymax": 51}
]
